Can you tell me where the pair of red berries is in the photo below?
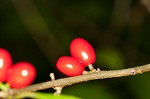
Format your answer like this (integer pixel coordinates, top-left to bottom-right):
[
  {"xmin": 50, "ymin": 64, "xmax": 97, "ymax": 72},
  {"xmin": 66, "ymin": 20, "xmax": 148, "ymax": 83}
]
[
  {"xmin": 56, "ymin": 38, "xmax": 96, "ymax": 76},
  {"xmin": 0, "ymin": 48, "xmax": 36, "ymax": 88}
]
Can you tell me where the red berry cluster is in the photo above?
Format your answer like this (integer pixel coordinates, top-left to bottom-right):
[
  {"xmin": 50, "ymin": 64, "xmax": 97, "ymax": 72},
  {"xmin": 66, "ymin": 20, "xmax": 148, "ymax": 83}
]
[
  {"xmin": 0, "ymin": 48, "xmax": 36, "ymax": 88},
  {"xmin": 56, "ymin": 38, "xmax": 96, "ymax": 76}
]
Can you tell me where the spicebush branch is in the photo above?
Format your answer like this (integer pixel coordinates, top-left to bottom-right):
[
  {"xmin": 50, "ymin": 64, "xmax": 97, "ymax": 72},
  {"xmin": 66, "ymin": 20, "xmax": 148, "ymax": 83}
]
[{"xmin": 9, "ymin": 63, "xmax": 150, "ymax": 96}]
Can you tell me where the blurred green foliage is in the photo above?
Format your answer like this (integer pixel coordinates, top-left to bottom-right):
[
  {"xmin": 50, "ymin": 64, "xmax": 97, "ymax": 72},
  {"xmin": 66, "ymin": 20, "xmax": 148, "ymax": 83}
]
[
  {"xmin": 15, "ymin": 92, "xmax": 81, "ymax": 99},
  {"xmin": 0, "ymin": 0, "xmax": 150, "ymax": 99},
  {"xmin": 96, "ymin": 47, "xmax": 124, "ymax": 69}
]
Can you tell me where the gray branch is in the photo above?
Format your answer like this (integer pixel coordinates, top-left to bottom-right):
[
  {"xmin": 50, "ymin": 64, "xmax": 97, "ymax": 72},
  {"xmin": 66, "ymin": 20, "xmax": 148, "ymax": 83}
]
[{"xmin": 9, "ymin": 63, "xmax": 150, "ymax": 96}]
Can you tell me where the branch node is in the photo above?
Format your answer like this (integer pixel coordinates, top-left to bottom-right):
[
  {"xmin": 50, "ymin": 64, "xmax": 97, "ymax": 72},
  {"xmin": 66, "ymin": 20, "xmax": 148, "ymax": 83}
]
[
  {"xmin": 96, "ymin": 68, "xmax": 100, "ymax": 72},
  {"xmin": 54, "ymin": 87, "xmax": 63, "ymax": 96},
  {"xmin": 82, "ymin": 70, "xmax": 88, "ymax": 74},
  {"xmin": 131, "ymin": 69, "xmax": 136, "ymax": 75},
  {"xmin": 50, "ymin": 73, "xmax": 55, "ymax": 81},
  {"xmin": 49, "ymin": 73, "xmax": 63, "ymax": 95},
  {"xmin": 83, "ymin": 67, "xmax": 100, "ymax": 75}
]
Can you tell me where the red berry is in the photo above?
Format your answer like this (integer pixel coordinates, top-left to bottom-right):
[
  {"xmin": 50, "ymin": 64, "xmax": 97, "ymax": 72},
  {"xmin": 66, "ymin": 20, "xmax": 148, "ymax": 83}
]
[
  {"xmin": 7, "ymin": 62, "xmax": 36, "ymax": 88},
  {"xmin": 0, "ymin": 48, "xmax": 12, "ymax": 82},
  {"xmin": 56, "ymin": 56, "xmax": 85, "ymax": 76},
  {"xmin": 70, "ymin": 38, "xmax": 96, "ymax": 66}
]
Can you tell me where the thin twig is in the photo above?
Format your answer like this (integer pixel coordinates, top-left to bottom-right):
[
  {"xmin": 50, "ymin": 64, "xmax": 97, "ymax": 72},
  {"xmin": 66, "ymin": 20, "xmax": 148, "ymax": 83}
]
[{"xmin": 8, "ymin": 63, "xmax": 150, "ymax": 96}]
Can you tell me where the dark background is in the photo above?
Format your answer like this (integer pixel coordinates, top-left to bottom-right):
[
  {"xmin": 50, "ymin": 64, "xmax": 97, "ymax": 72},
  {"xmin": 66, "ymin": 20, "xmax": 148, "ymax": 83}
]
[{"xmin": 0, "ymin": 0, "xmax": 150, "ymax": 99}]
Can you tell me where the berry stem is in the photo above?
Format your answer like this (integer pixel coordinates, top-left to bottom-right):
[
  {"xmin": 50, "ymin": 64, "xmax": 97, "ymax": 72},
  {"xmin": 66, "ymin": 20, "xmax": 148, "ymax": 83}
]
[{"xmin": 88, "ymin": 64, "xmax": 95, "ymax": 71}]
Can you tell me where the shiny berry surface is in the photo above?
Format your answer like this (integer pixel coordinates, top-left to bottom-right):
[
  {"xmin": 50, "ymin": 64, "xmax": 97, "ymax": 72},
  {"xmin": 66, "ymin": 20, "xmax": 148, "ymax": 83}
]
[
  {"xmin": 56, "ymin": 56, "xmax": 85, "ymax": 76},
  {"xmin": 7, "ymin": 62, "xmax": 36, "ymax": 88},
  {"xmin": 70, "ymin": 38, "xmax": 96, "ymax": 66},
  {"xmin": 0, "ymin": 48, "xmax": 12, "ymax": 82}
]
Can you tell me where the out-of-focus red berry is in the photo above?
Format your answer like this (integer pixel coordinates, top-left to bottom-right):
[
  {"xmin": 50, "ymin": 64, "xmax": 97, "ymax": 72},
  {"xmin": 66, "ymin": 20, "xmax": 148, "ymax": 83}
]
[
  {"xmin": 7, "ymin": 62, "xmax": 36, "ymax": 88},
  {"xmin": 0, "ymin": 48, "xmax": 12, "ymax": 82}
]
